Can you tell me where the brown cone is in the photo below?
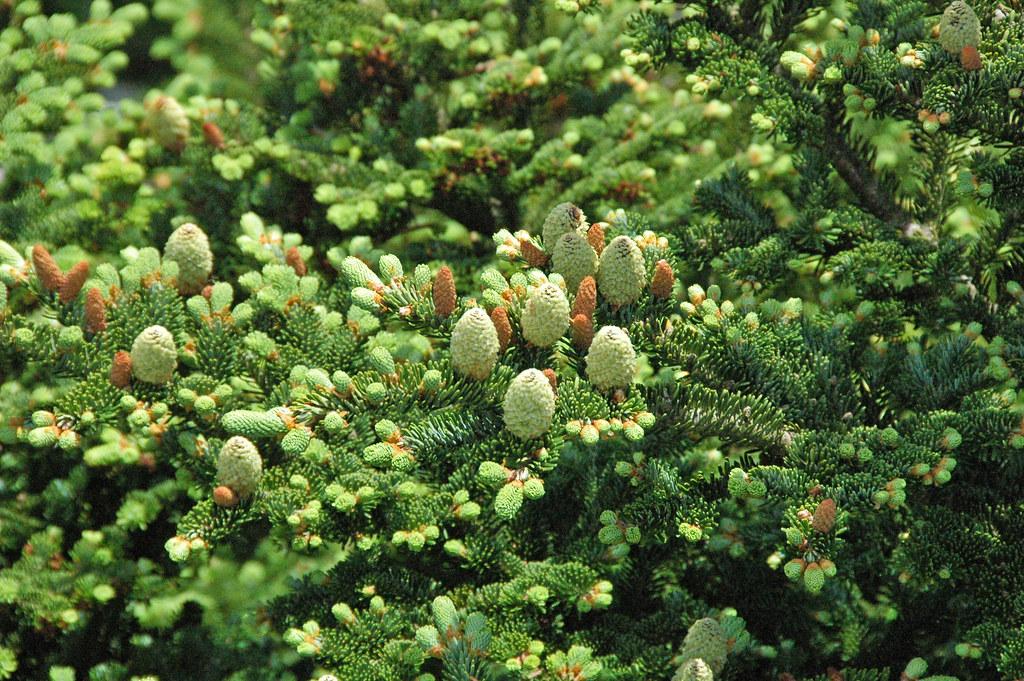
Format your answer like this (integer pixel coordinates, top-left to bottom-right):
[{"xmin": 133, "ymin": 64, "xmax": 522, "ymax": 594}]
[
  {"xmin": 542, "ymin": 368, "xmax": 558, "ymax": 392},
  {"xmin": 571, "ymin": 314, "xmax": 594, "ymax": 350},
  {"xmin": 571, "ymin": 276, "xmax": 597, "ymax": 320},
  {"xmin": 519, "ymin": 239, "xmax": 549, "ymax": 268},
  {"xmin": 286, "ymin": 246, "xmax": 307, "ymax": 276},
  {"xmin": 110, "ymin": 351, "xmax": 133, "ymax": 388},
  {"xmin": 811, "ymin": 498, "xmax": 836, "ymax": 533},
  {"xmin": 586, "ymin": 223, "xmax": 605, "ymax": 255},
  {"xmin": 960, "ymin": 45, "xmax": 982, "ymax": 71},
  {"xmin": 202, "ymin": 121, "xmax": 225, "ymax": 149},
  {"xmin": 651, "ymin": 259, "xmax": 674, "ymax": 299},
  {"xmin": 213, "ymin": 485, "xmax": 240, "ymax": 507},
  {"xmin": 490, "ymin": 306, "xmax": 512, "ymax": 353},
  {"xmin": 59, "ymin": 261, "xmax": 90, "ymax": 303},
  {"xmin": 32, "ymin": 244, "xmax": 65, "ymax": 293},
  {"xmin": 84, "ymin": 288, "xmax": 107, "ymax": 333},
  {"xmin": 432, "ymin": 266, "xmax": 456, "ymax": 318}
]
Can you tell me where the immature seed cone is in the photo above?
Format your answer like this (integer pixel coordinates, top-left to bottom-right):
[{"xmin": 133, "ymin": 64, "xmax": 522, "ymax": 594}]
[
  {"xmin": 520, "ymin": 239, "xmax": 549, "ymax": 268},
  {"xmin": 433, "ymin": 266, "xmax": 456, "ymax": 317},
  {"xmin": 286, "ymin": 246, "xmax": 307, "ymax": 276},
  {"xmin": 110, "ymin": 351, "xmax": 133, "ymax": 388},
  {"xmin": 586, "ymin": 222, "xmax": 606, "ymax": 255},
  {"xmin": 542, "ymin": 202, "xmax": 587, "ymax": 249},
  {"xmin": 651, "ymin": 259, "xmax": 675, "ymax": 299},
  {"xmin": 586, "ymin": 326, "xmax": 637, "ymax": 390},
  {"xmin": 130, "ymin": 325, "xmax": 178, "ymax": 384},
  {"xmin": 939, "ymin": 1, "xmax": 981, "ymax": 54},
  {"xmin": 145, "ymin": 95, "xmax": 189, "ymax": 152},
  {"xmin": 521, "ymin": 283, "xmax": 570, "ymax": 347},
  {"xmin": 450, "ymin": 307, "xmax": 500, "ymax": 380},
  {"xmin": 812, "ymin": 498, "xmax": 837, "ymax": 533},
  {"xmin": 679, "ymin": 618, "xmax": 728, "ymax": 675},
  {"xmin": 490, "ymin": 306, "xmax": 512, "ymax": 352},
  {"xmin": 164, "ymin": 223, "xmax": 213, "ymax": 295},
  {"xmin": 597, "ymin": 235, "xmax": 647, "ymax": 307},
  {"xmin": 572, "ymin": 275, "xmax": 597, "ymax": 320},
  {"xmin": 503, "ymin": 368, "xmax": 556, "ymax": 440},
  {"xmin": 571, "ymin": 314, "xmax": 594, "ymax": 350},
  {"xmin": 32, "ymin": 244, "xmax": 65, "ymax": 293},
  {"xmin": 216, "ymin": 435, "xmax": 263, "ymax": 498},
  {"xmin": 551, "ymin": 231, "xmax": 598, "ymax": 291},
  {"xmin": 59, "ymin": 260, "xmax": 90, "ymax": 303},
  {"xmin": 84, "ymin": 287, "xmax": 107, "ymax": 333},
  {"xmin": 672, "ymin": 659, "xmax": 713, "ymax": 681}
]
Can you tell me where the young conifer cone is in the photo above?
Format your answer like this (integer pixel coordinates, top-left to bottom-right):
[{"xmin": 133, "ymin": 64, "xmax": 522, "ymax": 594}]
[
  {"xmin": 59, "ymin": 261, "xmax": 89, "ymax": 303},
  {"xmin": 521, "ymin": 283, "xmax": 570, "ymax": 347},
  {"xmin": 163, "ymin": 223, "xmax": 213, "ymax": 295},
  {"xmin": 597, "ymin": 235, "xmax": 647, "ymax": 306},
  {"xmin": 216, "ymin": 435, "xmax": 263, "ymax": 498},
  {"xmin": 939, "ymin": 1, "xmax": 981, "ymax": 54},
  {"xmin": 551, "ymin": 231, "xmax": 598, "ymax": 291},
  {"xmin": 130, "ymin": 325, "xmax": 178, "ymax": 384},
  {"xmin": 451, "ymin": 307, "xmax": 500, "ymax": 380},
  {"xmin": 503, "ymin": 368, "xmax": 556, "ymax": 440},
  {"xmin": 432, "ymin": 265, "xmax": 457, "ymax": 317},
  {"xmin": 679, "ymin": 618, "xmax": 728, "ymax": 675},
  {"xmin": 542, "ymin": 202, "xmax": 588, "ymax": 248},
  {"xmin": 585, "ymin": 326, "xmax": 637, "ymax": 390},
  {"xmin": 146, "ymin": 95, "xmax": 189, "ymax": 152}
]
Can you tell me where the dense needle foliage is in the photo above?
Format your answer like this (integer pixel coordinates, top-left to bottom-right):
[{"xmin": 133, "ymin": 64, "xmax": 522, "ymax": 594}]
[{"xmin": 2, "ymin": 0, "xmax": 1024, "ymax": 679}]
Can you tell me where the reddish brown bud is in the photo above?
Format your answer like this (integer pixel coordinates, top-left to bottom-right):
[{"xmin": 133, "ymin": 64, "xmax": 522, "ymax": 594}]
[
  {"xmin": 650, "ymin": 259, "xmax": 674, "ymax": 299},
  {"xmin": 84, "ymin": 288, "xmax": 107, "ymax": 334},
  {"xmin": 110, "ymin": 351, "xmax": 133, "ymax": 388},
  {"xmin": 960, "ymin": 45, "xmax": 982, "ymax": 71},
  {"xmin": 586, "ymin": 223, "xmax": 605, "ymax": 255},
  {"xmin": 201, "ymin": 285, "xmax": 213, "ymax": 299},
  {"xmin": 432, "ymin": 266, "xmax": 456, "ymax": 318},
  {"xmin": 202, "ymin": 121, "xmax": 225, "ymax": 149},
  {"xmin": 213, "ymin": 485, "xmax": 239, "ymax": 507},
  {"xmin": 490, "ymin": 306, "xmax": 512, "ymax": 353},
  {"xmin": 286, "ymin": 246, "xmax": 307, "ymax": 276},
  {"xmin": 59, "ymin": 261, "xmax": 89, "ymax": 303},
  {"xmin": 812, "ymin": 498, "xmax": 837, "ymax": 533},
  {"xmin": 571, "ymin": 276, "xmax": 597, "ymax": 320},
  {"xmin": 519, "ymin": 239, "xmax": 549, "ymax": 268},
  {"xmin": 542, "ymin": 368, "xmax": 558, "ymax": 392},
  {"xmin": 571, "ymin": 314, "xmax": 593, "ymax": 350},
  {"xmin": 32, "ymin": 244, "xmax": 65, "ymax": 293}
]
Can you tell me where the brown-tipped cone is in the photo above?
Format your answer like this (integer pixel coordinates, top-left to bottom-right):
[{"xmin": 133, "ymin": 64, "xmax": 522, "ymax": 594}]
[
  {"xmin": 571, "ymin": 314, "xmax": 593, "ymax": 350},
  {"xmin": 520, "ymin": 239, "xmax": 549, "ymax": 268},
  {"xmin": 32, "ymin": 244, "xmax": 65, "ymax": 293},
  {"xmin": 432, "ymin": 266, "xmax": 456, "ymax": 317},
  {"xmin": 960, "ymin": 45, "xmax": 982, "ymax": 71},
  {"xmin": 84, "ymin": 288, "xmax": 107, "ymax": 334},
  {"xmin": 811, "ymin": 498, "xmax": 837, "ymax": 533},
  {"xmin": 586, "ymin": 223, "xmax": 606, "ymax": 255},
  {"xmin": 213, "ymin": 485, "xmax": 240, "ymax": 507},
  {"xmin": 490, "ymin": 306, "xmax": 512, "ymax": 353},
  {"xmin": 542, "ymin": 368, "xmax": 558, "ymax": 392},
  {"xmin": 110, "ymin": 351, "xmax": 133, "ymax": 388},
  {"xmin": 571, "ymin": 276, "xmax": 597, "ymax": 320},
  {"xmin": 202, "ymin": 121, "xmax": 225, "ymax": 149},
  {"xmin": 286, "ymin": 246, "xmax": 307, "ymax": 276},
  {"xmin": 651, "ymin": 259, "xmax": 675, "ymax": 299},
  {"xmin": 59, "ymin": 261, "xmax": 90, "ymax": 303}
]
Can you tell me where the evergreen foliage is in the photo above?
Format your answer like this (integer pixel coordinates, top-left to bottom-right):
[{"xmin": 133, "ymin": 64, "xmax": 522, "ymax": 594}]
[{"xmin": 2, "ymin": 0, "xmax": 1024, "ymax": 680}]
